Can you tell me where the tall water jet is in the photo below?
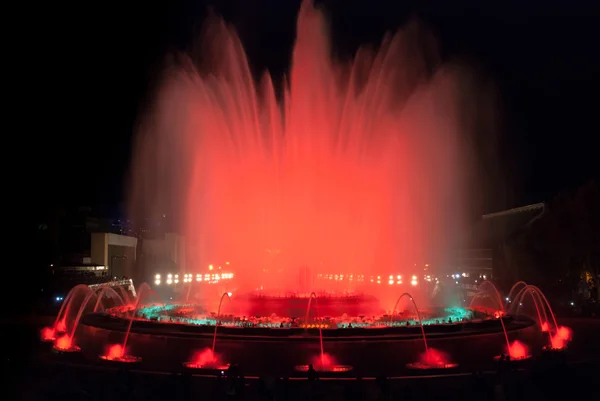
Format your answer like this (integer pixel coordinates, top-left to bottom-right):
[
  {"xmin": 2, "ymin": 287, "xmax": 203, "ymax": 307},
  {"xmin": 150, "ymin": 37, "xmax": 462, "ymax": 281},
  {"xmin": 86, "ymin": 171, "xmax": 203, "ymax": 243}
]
[{"xmin": 129, "ymin": 0, "xmax": 486, "ymax": 294}]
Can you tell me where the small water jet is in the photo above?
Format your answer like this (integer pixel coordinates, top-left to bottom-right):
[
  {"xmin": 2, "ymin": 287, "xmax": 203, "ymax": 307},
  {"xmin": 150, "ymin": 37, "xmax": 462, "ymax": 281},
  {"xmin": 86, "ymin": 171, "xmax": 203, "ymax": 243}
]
[
  {"xmin": 100, "ymin": 283, "xmax": 164, "ymax": 363},
  {"xmin": 212, "ymin": 292, "xmax": 232, "ymax": 355},
  {"xmin": 470, "ymin": 280, "xmax": 505, "ymax": 313},
  {"xmin": 511, "ymin": 285, "xmax": 572, "ymax": 351},
  {"xmin": 53, "ymin": 286, "xmax": 127, "ymax": 353},
  {"xmin": 505, "ymin": 281, "xmax": 528, "ymax": 308},
  {"xmin": 295, "ymin": 292, "xmax": 352, "ymax": 373},
  {"xmin": 390, "ymin": 293, "xmax": 456, "ymax": 370},
  {"xmin": 92, "ymin": 287, "xmax": 127, "ymax": 312},
  {"xmin": 41, "ymin": 284, "xmax": 91, "ymax": 342}
]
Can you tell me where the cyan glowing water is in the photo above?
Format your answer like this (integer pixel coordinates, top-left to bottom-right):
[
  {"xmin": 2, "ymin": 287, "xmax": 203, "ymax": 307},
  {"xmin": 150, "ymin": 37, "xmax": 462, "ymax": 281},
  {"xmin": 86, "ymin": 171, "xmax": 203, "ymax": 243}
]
[{"xmin": 134, "ymin": 304, "xmax": 472, "ymax": 329}]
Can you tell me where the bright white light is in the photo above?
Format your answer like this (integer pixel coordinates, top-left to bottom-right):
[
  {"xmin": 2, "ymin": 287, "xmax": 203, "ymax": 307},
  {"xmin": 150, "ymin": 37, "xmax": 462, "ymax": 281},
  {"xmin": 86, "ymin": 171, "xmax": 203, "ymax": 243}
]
[
  {"xmin": 154, "ymin": 280, "xmax": 160, "ymax": 285},
  {"xmin": 227, "ymin": 292, "xmax": 232, "ymax": 297},
  {"xmin": 388, "ymin": 280, "xmax": 394, "ymax": 285},
  {"xmin": 166, "ymin": 279, "xmax": 172, "ymax": 285},
  {"xmin": 167, "ymin": 274, "xmax": 172, "ymax": 279},
  {"xmin": 411, "ymin": 280, "xmax": 417, "ymax": 286},
  {"xmin": 155, "ymin": 274, "xmax": 160, "ymax": 279},
  {"xmin": 397, "ymin": 275, "xmax": 401, "ymax": 279},
  {"xmin": 174, "ymin": 274, "xmax": 179, "ymax": 279},
  {"xmin": 411, "ymin": 275, "xmax": 417, "ymax": 280},
  {"xmin": 174, "ymin": 279, "xmax": 179, "ymax": 284},
  {"xmin": 505, "ymin": 297, "xmax": 509, "ymax": 301}
]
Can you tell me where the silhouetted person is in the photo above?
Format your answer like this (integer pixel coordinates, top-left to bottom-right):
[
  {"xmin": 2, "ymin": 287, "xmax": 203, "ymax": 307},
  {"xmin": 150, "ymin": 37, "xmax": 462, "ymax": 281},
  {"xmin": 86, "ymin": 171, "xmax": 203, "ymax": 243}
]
[{"xmin": 307, "ymin": 364, "xmax": 317, "ymax": 382}]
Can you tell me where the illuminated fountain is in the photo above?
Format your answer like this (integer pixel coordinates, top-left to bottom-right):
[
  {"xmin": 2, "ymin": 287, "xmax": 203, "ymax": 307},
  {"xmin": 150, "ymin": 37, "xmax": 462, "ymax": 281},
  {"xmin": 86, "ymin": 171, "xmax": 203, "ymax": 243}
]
[
  {"xmin": 509, "ymin": 284, "xmax": 572, "ymax": 352},
  {"xmin": 100, "ymin": 283, "xmax": 164, "ymax": 364},
  {"xmin": 53, "ymin": 286, "xmax": 126, "ymax": 353},
  {"xmin": 38, "ymin": 0, "xmax": 560, "ymax": 377},
  {"xmin": 183, "ymin": 292, "xmax": 232, "ymax": 370},
  {"xmin": 295, "ymin": 292, "xmax": 352, "ymax": 373},
  {"xmin": 41, "ymin": 284, "xmax": 92, "ymax": 342},
  {"xmin": 390, "ymin": 293, "xmax": 457, "ymax": 370},
  {"xmin": 470, "ymin": 281, "xmax": 532, "ymax": 362}
]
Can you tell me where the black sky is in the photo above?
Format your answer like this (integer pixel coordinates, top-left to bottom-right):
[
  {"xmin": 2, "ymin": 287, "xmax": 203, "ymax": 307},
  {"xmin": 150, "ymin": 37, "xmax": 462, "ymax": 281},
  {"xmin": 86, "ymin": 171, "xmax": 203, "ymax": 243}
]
[{"xmin": 32, "ymin": 0, "xmax": 599, "ymax": 218}]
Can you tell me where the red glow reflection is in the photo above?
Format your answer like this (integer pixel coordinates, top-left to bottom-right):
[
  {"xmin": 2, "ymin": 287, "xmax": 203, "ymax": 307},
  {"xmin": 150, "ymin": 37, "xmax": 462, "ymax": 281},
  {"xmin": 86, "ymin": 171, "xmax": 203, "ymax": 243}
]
[
  {"xmin": 41, "ymin": 327, "xmax": 55, "ymax": 341},
  {"xmin": 507, "ymin": 340, "xmax": 529, "ymax": 360},
  {"xmin": 549, "ymin": 325, "xmax": 572, "ymax": 350},
  {"xmin": 56, "ymin": 319, "xmax": 67, "ymax": 333},
  {"xmin": 106, "ymin": 344, "xmax": 124, "ymax": 360},
  {"xmin": 55, "ymin": 334, "xmax": 72, "ymax": 350},
  {"xmin": 541, "ymin": 322, "xmax": 549, "ymax": 332},
  {"xmin": 100, "ymin": 344, "xmax": 141, "ymax": 363},
  {"xmin": 419, "ymin": 348, "xmax": 451, "ymax": 367}
]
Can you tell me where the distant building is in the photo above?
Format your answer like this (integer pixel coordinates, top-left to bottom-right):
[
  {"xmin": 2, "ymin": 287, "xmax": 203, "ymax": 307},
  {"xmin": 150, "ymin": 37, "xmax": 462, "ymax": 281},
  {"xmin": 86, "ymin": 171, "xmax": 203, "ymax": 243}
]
[
  {"xmin": 458, "ymin": 202, "xmax": 546, "ymax": 283},
  {"xmin": 90, "ymin": 233, "xmax": 138, "ymax": 279}
]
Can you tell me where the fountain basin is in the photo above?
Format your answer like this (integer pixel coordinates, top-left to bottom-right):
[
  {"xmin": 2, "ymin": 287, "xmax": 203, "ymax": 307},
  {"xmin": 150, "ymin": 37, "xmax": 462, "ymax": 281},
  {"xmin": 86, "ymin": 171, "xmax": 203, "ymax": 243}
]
[
  {"xmin": 182, "ymin": 362, "xmax": 230, "ymax": 372},
  {"xmin": 406, "ymin": 362, "xmax": 459, "ymax": 370},
  {"xmin": 493, "ymin": 354, "xmax": 532, "ymax": 362},
  {"xmin": 99, "ymin": 355, "xmax": 142, "ymax": 364},
  {"xmin": 52, "ymin": 345, "xmax": 81, "ymax": 354},
  {"xmin": 295, "ymin": 364, "xmax": 353, "ymax": 373},
  {"xmin": 71, "ymin": 309, "xmax": 538, "ymax": 376}
]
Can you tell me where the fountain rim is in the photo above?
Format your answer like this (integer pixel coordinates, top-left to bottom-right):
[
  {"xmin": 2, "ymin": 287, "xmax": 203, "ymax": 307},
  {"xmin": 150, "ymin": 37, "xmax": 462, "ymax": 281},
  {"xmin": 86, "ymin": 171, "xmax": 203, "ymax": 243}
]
[{"xmin": 78, "ymin": 310, "xmax": 536, "ymax": 342}]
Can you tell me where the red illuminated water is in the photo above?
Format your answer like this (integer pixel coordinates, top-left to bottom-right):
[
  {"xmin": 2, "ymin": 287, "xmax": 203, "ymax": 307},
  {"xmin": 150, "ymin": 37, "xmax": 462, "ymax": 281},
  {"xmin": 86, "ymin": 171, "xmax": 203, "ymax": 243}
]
[
  {"xmin": 506, "ymin": 340, "xmax": 530, "ymax": 360},
  {"xmin": 407, "ymin": 348, "xmax": 457, "ymax": 369},
  {"xmin": 105, "ymin": 344, "xmax": 124, "ymax": 360},
  {"xmin": 129, "ymin": 0, "xmax": 490, "ymax": 293},
  {"xmin": 55, "ymin": 334, "xmax": 72, "ymax": 350},
  {"xmin": 100, "ymin": 344, "xmax": 142, "ymax": 363},
  {"xmin": 549, "ymin": 326, "xmax": 572, "ymax": 350},
  {"xmin": 184, "ymin": 348, "xmax": 230, "ymax": 370}
]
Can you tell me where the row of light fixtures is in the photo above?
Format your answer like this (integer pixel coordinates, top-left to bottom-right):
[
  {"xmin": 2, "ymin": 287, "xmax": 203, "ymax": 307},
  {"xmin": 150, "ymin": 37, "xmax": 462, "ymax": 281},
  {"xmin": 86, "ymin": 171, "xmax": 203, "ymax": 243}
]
[{"xmin": 154, "ymin": 272, "xmax": 234, "ymax": 286}]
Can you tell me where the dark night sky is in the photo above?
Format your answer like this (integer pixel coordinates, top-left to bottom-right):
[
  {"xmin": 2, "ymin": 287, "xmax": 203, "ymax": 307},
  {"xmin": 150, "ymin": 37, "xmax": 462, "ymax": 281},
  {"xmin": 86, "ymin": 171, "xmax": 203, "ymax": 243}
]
[{"xmin": 31, "ymin": 0, "xmax": 599, "ymax": 219}]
